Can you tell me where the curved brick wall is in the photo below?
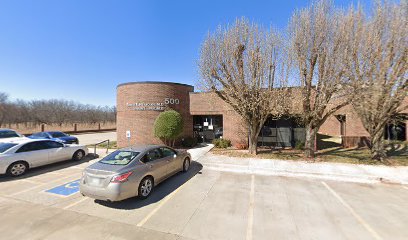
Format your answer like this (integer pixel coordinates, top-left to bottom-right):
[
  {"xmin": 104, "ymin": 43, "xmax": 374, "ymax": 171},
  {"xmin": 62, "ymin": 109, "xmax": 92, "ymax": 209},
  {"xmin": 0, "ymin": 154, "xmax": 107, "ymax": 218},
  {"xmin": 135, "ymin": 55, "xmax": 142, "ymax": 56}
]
[{"xmin": 117, "ymin": 82, "xmax": 194, "ymax": 148}]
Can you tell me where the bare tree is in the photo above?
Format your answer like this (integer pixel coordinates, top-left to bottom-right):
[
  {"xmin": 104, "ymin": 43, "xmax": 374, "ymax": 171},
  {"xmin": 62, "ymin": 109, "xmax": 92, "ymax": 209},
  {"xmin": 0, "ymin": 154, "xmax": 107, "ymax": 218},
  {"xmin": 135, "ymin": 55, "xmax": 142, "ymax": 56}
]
[
  {"xmin": 199, "ymin": 18, "xmax": 291, "ymax": 154},
  {"xmin": 0, "ymin": 93, "xmax": 116, "ymax": 126},
  {"xmin": 344, "ymin": 1, "xmax": 408, "ymax": 161},
  {"xmin": 289, "ymin": 0, "xmax": 350, "ymax": 158},
  {"xmin": 0, "ymin": 92, "xmax": 9, "ymax": 127}
]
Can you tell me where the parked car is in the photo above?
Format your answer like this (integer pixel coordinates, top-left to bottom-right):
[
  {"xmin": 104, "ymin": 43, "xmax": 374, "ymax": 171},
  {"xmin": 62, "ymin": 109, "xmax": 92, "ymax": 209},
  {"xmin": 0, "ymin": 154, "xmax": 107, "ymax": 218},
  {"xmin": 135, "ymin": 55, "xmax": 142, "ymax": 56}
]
[
  {"xmin": 0, "ymin": 139, "xmax": 88, "ymax": 177},
  {"xmin": 0, "ymin": 129, "xmax": 27, "ymax": 143},
  {"xmin": 80, "ymin": 145, "xmax": 191, "ymax": 202},
  {"xmin": 29, "ymin": 131, "xmax": 79, "ymax": 144}
]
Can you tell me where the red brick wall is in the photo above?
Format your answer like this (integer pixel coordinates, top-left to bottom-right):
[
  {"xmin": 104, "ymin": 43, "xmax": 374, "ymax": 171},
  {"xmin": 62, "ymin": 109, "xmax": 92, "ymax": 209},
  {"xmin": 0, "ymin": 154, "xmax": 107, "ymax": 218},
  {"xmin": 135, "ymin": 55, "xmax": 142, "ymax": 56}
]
[
  {"xmin": 117, "ymin": 82, "xmax": 194, "ymax": 148},
  {"xmin": 190, "ymin": 92, "xmax": 248, "ymax": 146},
  {"xmin": 118, "ymin": 85, "xmax": 407, "ymax": 148},
  {"xmin": 319, "ymin": 97, "xmax": 408, "ymax": 138},
  {"xmin": 319, "ymin": 105, "xmax": 369, "ymax": 137}
]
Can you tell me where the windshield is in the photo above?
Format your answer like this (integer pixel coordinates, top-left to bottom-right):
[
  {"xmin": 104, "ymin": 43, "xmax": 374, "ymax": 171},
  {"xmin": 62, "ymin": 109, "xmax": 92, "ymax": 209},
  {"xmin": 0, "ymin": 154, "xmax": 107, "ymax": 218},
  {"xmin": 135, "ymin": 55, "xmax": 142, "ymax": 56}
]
[
  {"xmin": 99, "ymin": 151, "xmax": 140, "ymax": 165},
  {"xmin": 50, "ymin": 132, "xmax": 67, "ymax": 138},
  {"xmin": 0, "ymin": 143, "xmax": 18, "ymax": 153},
  {"xmin": 0, "ymin": 130, "xmax": 21, "ymax": 139}
]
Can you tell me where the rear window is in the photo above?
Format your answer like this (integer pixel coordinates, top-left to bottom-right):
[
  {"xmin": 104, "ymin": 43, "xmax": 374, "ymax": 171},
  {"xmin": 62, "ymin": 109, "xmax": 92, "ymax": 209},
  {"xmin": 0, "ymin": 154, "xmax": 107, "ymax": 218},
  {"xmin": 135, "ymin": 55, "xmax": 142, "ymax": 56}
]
[
  {"xmin": 0, "ymin": 143, "xmax": 17, "ymax": 153},
  {"xmin": 99, "ymin": 151, "xmax": 140, "ymax": 165},
  {"xmin": 0, "ymin": 130, "xmax": 20, "ymax": 139},
  {"xmin": 50, "ymin": 132, "xmax": 67, "ymax": 138}
]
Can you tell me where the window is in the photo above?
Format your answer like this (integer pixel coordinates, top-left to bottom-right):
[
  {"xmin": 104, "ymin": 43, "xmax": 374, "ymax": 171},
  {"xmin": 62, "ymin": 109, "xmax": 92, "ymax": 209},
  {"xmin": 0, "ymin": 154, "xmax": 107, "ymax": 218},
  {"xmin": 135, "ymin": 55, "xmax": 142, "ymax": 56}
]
[
  {"xmin": 144, "ymin": 149, "xmax": 162, "ymax": 162},
  {"xmin": 99, "ymin": 150, "xmax": 140, "ymax": 165},
  {"xmin": 160, "ymin": 147, "xmax": 176, "ymax": 158},
  {"xmin": 43, "ymin": 141, "xmax": 63, "ymax": 149},
  {"xmin": 50, "ymin": 132, "xmax": 67, "ymax": 138},
  {"xmin": 0, "ymin": 130, "xmax": 20, "ymax": 139},
  {"xmin": 0, "ymin": 143, "xmax": 17, "ymax": 153},
  {"xmin": 17, "ymin": 142, "xmax": 42, "ymax": 153}
]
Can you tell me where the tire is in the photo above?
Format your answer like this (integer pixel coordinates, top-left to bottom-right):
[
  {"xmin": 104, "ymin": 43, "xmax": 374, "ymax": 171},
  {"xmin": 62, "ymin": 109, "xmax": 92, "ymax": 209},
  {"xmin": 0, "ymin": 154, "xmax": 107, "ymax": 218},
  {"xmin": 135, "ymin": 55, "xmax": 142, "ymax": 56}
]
[
  {"xmin": 72, "ymin": 150, "xmax": 85, "ymax": 161},
  {"xmin": 182, "ymin": 158, "xmax": 190, "ymax": 172},
  {"xmin": 138, "ymin": 176, "xmax": 154, "ymax": 199},
  {"xmin": 7, "ymin": 161, "xmax": 28, "ymax": 177}
]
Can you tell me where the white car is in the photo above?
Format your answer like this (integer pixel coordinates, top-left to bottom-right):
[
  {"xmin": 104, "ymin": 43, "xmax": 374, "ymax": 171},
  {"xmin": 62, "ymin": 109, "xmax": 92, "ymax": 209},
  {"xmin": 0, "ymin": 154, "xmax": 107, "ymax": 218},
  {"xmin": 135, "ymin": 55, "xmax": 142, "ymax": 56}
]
[
  {"xmin": 0, "ymin": 139, "xmax": 88, "ymax": 177},
  {"xmin": 0, "ymin": 129, "xmax": 28, "ymax": 143}
]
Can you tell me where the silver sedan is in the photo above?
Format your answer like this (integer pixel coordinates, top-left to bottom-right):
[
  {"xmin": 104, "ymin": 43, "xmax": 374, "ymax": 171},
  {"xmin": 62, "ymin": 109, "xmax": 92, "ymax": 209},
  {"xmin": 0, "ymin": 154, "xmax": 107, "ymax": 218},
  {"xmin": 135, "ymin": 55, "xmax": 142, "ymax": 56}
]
[
  {"xmin": 80, "ymin": 145, "xmax": 191, "ymax": 201},
  {"xmin": 0, "ymin": 139, "xmax": 88, "ymax": 177}
]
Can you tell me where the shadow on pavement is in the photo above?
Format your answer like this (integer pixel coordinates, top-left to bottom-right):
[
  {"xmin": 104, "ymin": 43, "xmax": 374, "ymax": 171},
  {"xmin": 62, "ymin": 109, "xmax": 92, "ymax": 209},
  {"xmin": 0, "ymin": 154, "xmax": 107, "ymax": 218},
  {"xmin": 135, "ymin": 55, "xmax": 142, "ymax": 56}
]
[
  {"xmin": 94, "ymin": 160, "xmax": 203, "ymax": 210},
  {"xmin": 0, "ymin": 153, "xmax": 99, "ymax": 183}
]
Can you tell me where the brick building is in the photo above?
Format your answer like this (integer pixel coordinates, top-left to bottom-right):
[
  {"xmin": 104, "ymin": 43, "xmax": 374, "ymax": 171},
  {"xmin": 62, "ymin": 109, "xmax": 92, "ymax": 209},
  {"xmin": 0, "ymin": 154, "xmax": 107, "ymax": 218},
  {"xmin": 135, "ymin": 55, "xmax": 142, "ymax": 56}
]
[{"xmin": 117, "ymin": 81, "xmax": 408, "ymax": 148}]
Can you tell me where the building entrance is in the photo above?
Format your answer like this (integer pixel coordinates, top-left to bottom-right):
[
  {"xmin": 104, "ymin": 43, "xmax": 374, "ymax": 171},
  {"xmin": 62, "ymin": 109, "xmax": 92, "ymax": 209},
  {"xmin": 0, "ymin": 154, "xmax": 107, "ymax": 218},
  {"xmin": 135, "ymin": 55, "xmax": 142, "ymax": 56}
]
[{"xmin": 193, "ymin": 115, "xmax": 223, "ymax": 143}]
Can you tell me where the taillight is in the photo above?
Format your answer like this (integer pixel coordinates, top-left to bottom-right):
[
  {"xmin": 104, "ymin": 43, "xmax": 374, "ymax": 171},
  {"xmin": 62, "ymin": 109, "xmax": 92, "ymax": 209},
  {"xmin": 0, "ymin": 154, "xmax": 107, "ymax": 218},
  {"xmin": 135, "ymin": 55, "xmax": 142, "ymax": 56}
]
[{"xmin": 111, "ymin": 172, "xmax": 133, "ymax": 183}]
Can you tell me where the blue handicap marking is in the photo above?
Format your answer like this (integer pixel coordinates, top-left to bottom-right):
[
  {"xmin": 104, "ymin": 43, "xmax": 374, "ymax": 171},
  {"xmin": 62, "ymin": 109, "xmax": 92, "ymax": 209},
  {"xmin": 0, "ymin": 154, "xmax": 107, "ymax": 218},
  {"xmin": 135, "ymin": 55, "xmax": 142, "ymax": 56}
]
[{"xmin": 46, "ymin": 179, "xmax": 80, "ymax": 196}]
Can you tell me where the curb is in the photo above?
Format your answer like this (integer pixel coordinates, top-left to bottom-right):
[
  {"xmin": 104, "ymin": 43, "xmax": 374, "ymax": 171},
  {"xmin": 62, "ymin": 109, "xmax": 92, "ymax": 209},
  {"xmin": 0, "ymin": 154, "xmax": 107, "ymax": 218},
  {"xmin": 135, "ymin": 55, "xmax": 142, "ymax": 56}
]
[{"xmin": 199, "ymin": 154, "xmax": 408, "ymax": 185}]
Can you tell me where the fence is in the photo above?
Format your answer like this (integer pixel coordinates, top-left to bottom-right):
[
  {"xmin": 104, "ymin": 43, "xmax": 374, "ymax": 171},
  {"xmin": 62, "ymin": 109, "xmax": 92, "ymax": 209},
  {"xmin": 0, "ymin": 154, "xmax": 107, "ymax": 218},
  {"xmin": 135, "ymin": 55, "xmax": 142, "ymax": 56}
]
[{"xmin": 1, "ymin": 121, "xmax": 116, "ymax": 135}]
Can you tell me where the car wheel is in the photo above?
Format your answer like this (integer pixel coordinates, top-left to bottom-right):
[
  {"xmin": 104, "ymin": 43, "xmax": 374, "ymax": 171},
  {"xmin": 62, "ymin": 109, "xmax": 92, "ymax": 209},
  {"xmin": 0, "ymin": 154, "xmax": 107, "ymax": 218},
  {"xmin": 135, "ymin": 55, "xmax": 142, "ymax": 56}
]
[
  {"xmin": 72, "ymin": 150, "xmax": 85, "ymax": 161},
  {"xmin": 7, "ymin": 162, "xmax": 28, "ymax": 177},
  {"xmin": 138, "ymin": 176, "xmax": 154, "ymax": 199},
  {"xmin": 182, "ymin": 158, "xmax": 190, "ymax": 172}
]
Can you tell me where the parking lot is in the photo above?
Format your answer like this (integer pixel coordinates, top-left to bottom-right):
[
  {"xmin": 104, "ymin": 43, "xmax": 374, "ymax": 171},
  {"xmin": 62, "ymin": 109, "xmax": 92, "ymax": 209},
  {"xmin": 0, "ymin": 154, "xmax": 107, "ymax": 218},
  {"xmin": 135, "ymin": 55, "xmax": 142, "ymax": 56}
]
[{"xmin": 0, "ymin": 145, "xmax": 408, "ymax": 240}]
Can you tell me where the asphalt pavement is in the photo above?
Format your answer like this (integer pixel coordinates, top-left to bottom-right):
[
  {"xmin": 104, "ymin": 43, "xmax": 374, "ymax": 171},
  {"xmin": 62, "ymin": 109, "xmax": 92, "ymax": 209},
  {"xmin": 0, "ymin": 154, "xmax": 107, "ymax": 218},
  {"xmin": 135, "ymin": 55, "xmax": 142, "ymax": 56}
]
[{"xmin": 0, "ymin": 137, "xmax": 407, "ymax": 240}]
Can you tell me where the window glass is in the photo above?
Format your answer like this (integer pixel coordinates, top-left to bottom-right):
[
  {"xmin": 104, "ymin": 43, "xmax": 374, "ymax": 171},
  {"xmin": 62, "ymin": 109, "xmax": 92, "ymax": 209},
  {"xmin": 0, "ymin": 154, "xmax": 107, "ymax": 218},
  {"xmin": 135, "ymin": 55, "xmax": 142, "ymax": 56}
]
[
  {"xmin": 17, "ymin": 142, "xmax": 42, "ymax": 153},
  {"xmin": 145, "ymin": 149, "xmax": 162, "ymax": 162},
  {"xmin": 0, "ymin": 143, "xmax": 17, "ymax": 153},
  {"xmin": 43, "ymin": 141, "xmax": 63, "ymax": 149},
  {"xmin": 99, "ymin": 151, "xmax": 140, "ymax": 165},
  {"xmin": 0, "ymin": 130, "xmax": 20, "ymax": 139},
  {"xmin": 50, "ymin": 132, "xmax": 67, "ymax": 138},
  {"xmin": 160, "ymin": 147, "xmax": 176, "ymax": 157}
]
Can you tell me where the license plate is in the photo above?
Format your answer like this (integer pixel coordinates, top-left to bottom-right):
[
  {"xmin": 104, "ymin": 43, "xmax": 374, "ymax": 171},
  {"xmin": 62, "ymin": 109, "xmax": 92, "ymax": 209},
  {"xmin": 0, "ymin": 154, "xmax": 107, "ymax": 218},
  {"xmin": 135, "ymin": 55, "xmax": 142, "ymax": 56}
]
[{"xmin": 89, "ymin": 178, "xmax": 101, "ymax": 186}]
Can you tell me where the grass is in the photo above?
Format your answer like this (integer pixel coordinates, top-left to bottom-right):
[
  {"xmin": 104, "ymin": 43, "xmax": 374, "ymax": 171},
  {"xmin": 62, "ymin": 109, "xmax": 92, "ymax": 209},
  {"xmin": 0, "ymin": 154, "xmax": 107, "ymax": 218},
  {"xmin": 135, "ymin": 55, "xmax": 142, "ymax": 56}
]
[
  {"xmin": 211, "ymin": 141, "xmax": 408, "ymax": 166},
  {"xmin": 87, "ymin": 140, "xmax": 117, "ymax": 149}
]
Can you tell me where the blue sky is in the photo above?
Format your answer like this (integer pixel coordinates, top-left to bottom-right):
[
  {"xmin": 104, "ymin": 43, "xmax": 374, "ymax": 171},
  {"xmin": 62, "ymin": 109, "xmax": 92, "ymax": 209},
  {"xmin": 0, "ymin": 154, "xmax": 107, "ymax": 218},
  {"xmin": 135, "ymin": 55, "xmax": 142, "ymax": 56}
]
[{"xmin": 0, "ymin": 0, "xmax": 371, "ymax": 106}]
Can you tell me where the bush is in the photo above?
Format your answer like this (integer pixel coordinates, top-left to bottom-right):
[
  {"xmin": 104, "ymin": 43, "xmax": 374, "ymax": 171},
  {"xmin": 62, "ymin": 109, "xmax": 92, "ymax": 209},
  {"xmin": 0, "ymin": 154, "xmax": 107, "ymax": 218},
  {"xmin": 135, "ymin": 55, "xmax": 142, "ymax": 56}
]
[
  {"xmin": 182, "ymin": 136, "xmax": 198, "ymax": 148},
  {"xmin": 295, "ymin": 140, "xmax": 305, "ymax": 150},
  {"xmin": 154, "ymin": 110, "xmax": 183, "ymax": 145},
  {"xmin": 212, "ymin": 138, "xmax": 231, "ymax": 148}
]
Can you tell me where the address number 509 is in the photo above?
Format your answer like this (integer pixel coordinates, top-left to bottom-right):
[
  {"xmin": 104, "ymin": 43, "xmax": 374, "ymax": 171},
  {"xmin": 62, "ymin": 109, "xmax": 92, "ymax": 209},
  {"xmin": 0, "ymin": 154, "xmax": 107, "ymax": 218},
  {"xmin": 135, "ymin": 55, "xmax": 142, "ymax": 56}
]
[{"xmin": 164, "ymin": 98, "xmax": 180, "ymax": 105}]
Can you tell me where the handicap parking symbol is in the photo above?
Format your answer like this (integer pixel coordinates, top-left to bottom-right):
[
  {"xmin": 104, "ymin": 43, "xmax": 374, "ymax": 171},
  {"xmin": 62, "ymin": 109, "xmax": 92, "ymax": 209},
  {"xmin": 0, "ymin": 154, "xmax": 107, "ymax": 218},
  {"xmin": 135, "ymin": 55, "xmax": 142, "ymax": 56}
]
[{"xmin": 45, "ymin": 179, "xmax": 80, "ymax": 196}]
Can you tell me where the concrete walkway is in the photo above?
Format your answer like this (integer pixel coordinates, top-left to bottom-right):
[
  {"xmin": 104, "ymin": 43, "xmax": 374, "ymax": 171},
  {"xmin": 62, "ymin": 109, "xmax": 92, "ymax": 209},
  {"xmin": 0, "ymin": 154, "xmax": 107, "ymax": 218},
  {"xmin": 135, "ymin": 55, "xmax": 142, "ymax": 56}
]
[{"xmin": 190, "ymin": 145, "xmax": 408, "ymax": 185}]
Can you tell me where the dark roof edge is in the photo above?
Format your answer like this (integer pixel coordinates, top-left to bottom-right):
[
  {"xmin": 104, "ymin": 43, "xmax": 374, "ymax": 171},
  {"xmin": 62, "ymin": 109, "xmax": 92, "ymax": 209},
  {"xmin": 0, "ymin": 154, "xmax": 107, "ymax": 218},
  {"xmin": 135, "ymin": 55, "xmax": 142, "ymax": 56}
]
[{"xmin": 117, "ymin": 81, "xmax": 194, "ymax": 89}]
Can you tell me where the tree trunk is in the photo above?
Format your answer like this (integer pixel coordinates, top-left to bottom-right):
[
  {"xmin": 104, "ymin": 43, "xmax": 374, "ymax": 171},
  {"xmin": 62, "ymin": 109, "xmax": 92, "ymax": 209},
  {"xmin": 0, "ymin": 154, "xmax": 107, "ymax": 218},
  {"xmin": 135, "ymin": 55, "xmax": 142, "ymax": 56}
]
[
  {"xmin": 370, "ymin": 131, "xmax": 387, "ymax": 161},
  {"xmin": 248, "ymin": 124, "xmax": 260, "ymax": 155},
  {"xmin": 304, "ymin": 124, "xmax": 317, "ymax": 158}
]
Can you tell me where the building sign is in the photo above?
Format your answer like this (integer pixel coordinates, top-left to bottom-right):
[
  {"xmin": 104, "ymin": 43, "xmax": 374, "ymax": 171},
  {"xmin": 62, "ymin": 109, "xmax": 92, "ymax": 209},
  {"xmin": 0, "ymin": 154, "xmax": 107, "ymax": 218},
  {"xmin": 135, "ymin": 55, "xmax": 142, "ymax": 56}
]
[{"xmin": 127, "ymin": 98, "xmax": 180, "ymax": 111}]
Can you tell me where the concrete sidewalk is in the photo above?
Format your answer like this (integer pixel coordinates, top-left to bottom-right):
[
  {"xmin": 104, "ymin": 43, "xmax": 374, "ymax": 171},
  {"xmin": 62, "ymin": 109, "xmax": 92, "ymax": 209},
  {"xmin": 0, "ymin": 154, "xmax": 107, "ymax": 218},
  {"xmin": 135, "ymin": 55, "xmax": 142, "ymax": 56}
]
[{"xmin": 191, "ymin": 145, "xmax": 408, "ymax": 185}]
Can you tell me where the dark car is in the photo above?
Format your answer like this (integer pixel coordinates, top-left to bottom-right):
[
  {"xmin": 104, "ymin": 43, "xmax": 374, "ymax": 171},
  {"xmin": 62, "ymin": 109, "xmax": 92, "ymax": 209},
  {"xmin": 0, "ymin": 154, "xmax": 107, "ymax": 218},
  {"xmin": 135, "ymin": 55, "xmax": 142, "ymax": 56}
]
[
  {"xmin": 29, "ymin": 131, "xmax": 79, "ymax": 144},
  {"xmin": 0, "ymin": 129, "xmax": 25, "ymax": 141}
]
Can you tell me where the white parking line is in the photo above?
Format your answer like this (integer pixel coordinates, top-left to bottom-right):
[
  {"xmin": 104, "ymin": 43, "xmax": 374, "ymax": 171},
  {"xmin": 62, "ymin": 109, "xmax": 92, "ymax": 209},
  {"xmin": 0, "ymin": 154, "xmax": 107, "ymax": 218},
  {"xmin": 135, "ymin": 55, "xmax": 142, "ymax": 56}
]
[
  {"xmin": 20, "ymin": 179, "xmax": 42, "ymax": 184},
  {"xmin": 321, "ymin": 181, "xmax": 383, "ymax": 240},
  {"xmin": 246, "ymin": 175, "xmax": 255, "ymax": 240},
  {"xmin": 63, "ymin": 196, "xmax": 89, "ymax": 210},
  {"xmin": 136, "ymin": 181, "xmax": 189, "ymax": 227},
  {"xmin": 47, "ymin": 172, "xmax": 66, "ymax": 176},
  {"xmin": 7, "ymin": 173, "xmax": 80, "ymax": 197}
]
